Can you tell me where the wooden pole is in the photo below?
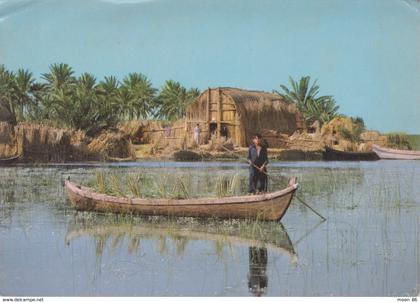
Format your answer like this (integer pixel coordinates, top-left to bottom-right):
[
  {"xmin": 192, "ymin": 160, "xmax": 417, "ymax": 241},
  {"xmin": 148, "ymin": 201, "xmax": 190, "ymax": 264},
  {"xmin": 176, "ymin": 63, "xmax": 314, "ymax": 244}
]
[
  {"xmin": 249, "ymin": 161, "xmax": 326, "ymax": 221},
  {"xmin": 207, "ymin": 88, "xmax": 211, "ymax": 142},
  {"xmin": 217, "ymin": 88, "xmax": 221, "ymax": 139}
]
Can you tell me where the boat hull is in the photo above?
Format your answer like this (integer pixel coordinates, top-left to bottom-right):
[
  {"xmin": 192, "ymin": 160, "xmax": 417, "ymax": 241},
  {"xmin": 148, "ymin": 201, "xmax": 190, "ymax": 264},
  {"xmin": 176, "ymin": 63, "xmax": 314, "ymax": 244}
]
[
  {"xmin": 0, "ymin": 154, "xmax": 21, "ymax": 165},
  {"xmin": 322, "ymin": 147, "xmax": 379, "ymax": 161},
  {"xmin": 65, "ymin": 179, "xmax": 298, "ymax": 221},
  {"xmin": 372, "ymin": 145, "xmax": 420, "ymax": 160}
]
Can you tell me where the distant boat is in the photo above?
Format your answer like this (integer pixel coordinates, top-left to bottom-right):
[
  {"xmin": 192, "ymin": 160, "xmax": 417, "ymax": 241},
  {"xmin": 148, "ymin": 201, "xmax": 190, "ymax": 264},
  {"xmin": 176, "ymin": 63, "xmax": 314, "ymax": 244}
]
[
  {"xmin": 372, "ymin": 144, "xmax": 420, "ymax": 160},
  {"xmin": 0, "ymin": 153, "xmax": 21, "ymax": 165},
  {"xmin": 322, "ymin": 146, "xmax": 379, "ymax": 161},
  {"xmin": 65, "ymin": 177, "xmax": 298, "ymax": 221}
]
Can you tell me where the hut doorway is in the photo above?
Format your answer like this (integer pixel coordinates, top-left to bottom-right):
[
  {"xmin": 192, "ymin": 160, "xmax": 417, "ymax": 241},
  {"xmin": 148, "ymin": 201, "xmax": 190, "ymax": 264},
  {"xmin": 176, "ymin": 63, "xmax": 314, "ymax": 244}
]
[
  {"xmin": 209, "ymin": 122, "xmax": 230, "ymax": 140},
  {"xmin": 209, "ymin": 122, "xmax": 217, "ymax": 140},
  {"xmin": 221, "ymin": 123, "xmax": 229, "ymax": 139}
]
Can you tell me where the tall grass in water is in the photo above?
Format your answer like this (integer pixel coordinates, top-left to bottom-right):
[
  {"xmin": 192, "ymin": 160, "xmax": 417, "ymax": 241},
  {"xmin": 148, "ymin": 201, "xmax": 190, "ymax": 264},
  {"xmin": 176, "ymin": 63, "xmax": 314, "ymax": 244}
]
[
  {"xmin": 109, "ymin": 174, "xmax": 125, "ymax": 197},
  {"xmin": 127, "ymin": 174, "xmax": 142, "ymax": 198},
  {"xmin": 95, "ymin": 171, "xmax": 107, "ymax": 193},
  {"xmin": 155, "ymin": 174, "xmax": 170, "ymax": 198},
  {"xmin": 215, "ymin": 175, "xmax": 229, "ymax": 198},
  {"xmin": 171, "ymin": 177, "xmax": 190, "ymax": 199},
  {"xmin": 89, "ymin": 171, "xmax": 244, "ymax": 199},
  {"xmin": 216, "ymin": 173, "xmax": 242, "ymax": 198},
  {"xmin": 230, "ymin": 173, "xmax": 241, "ymax": 196}
]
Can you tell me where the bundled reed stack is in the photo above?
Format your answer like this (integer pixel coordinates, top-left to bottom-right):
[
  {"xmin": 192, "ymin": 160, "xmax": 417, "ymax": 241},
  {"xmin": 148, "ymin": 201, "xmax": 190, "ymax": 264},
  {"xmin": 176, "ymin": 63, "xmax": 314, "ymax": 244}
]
[
  {"xmin": 15, "ymin": 123, "xmax": 72, "ymax": 162},
  {"xmin": 88, "ymin": 131, "xmax": 135, "ymax": 160},
  {"xmin": 0, "ymin": 122, "xmax": 18, "ymax": 158},
  {"xmin": 118, "ymin": 120, "xmax": 165, "ymax": 144}
]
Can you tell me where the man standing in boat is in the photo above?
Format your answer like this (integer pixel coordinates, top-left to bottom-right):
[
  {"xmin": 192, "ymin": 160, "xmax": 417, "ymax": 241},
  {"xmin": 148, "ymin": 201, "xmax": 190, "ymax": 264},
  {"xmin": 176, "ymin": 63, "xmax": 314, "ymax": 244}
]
[{"xmin": 247, "ymin": 134, "xmax": 268, "ymax": 194}]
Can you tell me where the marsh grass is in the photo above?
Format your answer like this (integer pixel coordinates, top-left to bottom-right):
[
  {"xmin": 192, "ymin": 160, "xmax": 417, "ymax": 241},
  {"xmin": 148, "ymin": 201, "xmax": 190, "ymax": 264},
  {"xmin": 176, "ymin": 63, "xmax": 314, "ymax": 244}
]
[
  {"xmin": 95, "ymin": 171, "xmax": 107, "ymax": 194},
  {"xmin": 171, "ymin": 177, "xmax": 190, "ymax": 199},
  {"xmin": 109, "ymin": 174, "xmax": 125, "ymax": 197},
  {"xmin": 215, "ymin": 175, "xmax": 229, "ymax": 198},
  {"xmin": 127, "ymin": 174, "xmax": 142, "ymax": 198},
  {"xmin": 215, "ymin": 173, "xmax": 241, "ymax": 198},
  {"xmin": 230, "ymin": 173, "xmax": 241, "ymax": 196},
  {"xmin": 87, "ymin": 171, "xmax": 250, "ymax": 200},
  {"xmin": 155, "ymin": 174, "xmax": 170, "ymax": 198}
]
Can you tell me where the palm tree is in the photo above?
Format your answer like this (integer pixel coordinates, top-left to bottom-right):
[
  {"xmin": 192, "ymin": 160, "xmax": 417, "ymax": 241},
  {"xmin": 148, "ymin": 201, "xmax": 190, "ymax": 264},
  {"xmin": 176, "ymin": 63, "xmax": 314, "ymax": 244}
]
[
  {"xmin": 42, "ymin": 63, "xmax": 76, "ymax": 92},
  {"xmin": 69, "ymin": 73, "xmax": 97, "ymax": 130},
  {"xmin": 274, "ymin": 76, "xmax": 339, "ymax": 126},
  {"xmin": 157, "ymin": 80, "xmax": 200, "ymax": 121},
  {"xmin": 0, "ymin": 65, "xmax": 16, "ymax": 123},
  {"xmin": 120, "ymin": 73, "xmax": 156, "ymax": 120},
  {"xmin": 41, "ymin": 63, "xmax": 76, "ymax": 123},
  {"xmin": 97, "ymin": 76, "xmax": 119, "ymax": 97},
  {"xmin": 305, "ymin": 96, "xmax": 340, "ymax": 126},
  {"xmin": 13, "ymin": 69, "xmax": 36, "ymax": 121},
  {"xmin": 95, "ymin": 75, "xmax": 123, "ymax": 133}
]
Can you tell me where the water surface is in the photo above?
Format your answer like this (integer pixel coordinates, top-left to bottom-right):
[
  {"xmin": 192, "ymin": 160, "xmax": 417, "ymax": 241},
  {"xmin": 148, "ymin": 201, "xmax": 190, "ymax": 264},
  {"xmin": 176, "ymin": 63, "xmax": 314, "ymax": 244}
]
[{"xmin": 0, "ymin": 160, "xmax": 418, "ymax": 296}]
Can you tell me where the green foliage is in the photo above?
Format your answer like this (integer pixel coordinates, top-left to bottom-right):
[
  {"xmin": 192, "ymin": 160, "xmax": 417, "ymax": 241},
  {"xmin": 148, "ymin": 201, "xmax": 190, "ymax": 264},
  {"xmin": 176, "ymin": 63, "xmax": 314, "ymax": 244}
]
[
  {"xmin": 127, "ymin": 174, "xmax": 142, "ymax": 198},
  {"xmin": 120, "ymin": 73, "xmax": 157, "ymax": 120},
  {"xmin": 215, "ymin": 175, "xmax": 229, "ymax": 198},
  {"xmin": 385, "ymin": 132, "xmax": 412, "ymax": 150},
  {"xmin": 108, "ymin": 174, "xmax": 125, "ymax": 197},
  {"xmin": 0, "ymin": 64, "xmax": 199, "ymax": 134},
  {"xmin": 171, "ymin": 177, "xmax": 190, "ymax": 199},
  {"xmin": 335, "ymin": 117, "xmax": 365, "ymax": 143},
  {"xmin": 230, "ymin": 173, "xmax": 241, "ymax": 196},
  {"xmin": 338, "ymin": 126, "xmax": 358, "ymax": 142},
  {"xmin": 406, "ymin": 135, "xmax": 420, "ymax": 151},
  {"xmin": 350, "ymin": 116, "xmax": 365, "ymax": 142},
  {"xmin": 0, "ymin": 65, "xmax": 41, "ymax": 123},
  {"xmin": 41, "ymin": 69, "xmax": 122, "ymax": 135},
  {"xmin": 157, "ymin": 80, "xmax": 200, "ymax": 121},
  {"xmin": 274, "ymin": 76, "xmax": 339, "ymax": 127},
  {"xmin": 95, "ymin": 171, "xmax": 107, "ymax": 193},
  {"xmin": 0, "ymin": 65, "xmax": 16, "ymax": 123}
]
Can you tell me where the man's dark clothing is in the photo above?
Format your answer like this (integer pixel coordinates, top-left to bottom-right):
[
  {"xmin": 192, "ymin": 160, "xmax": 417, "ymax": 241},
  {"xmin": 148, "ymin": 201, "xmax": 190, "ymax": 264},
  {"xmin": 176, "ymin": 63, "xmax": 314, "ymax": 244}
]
[{"xmin": 247, "ymin": 144, "xmax": 268, "ymax": 193}]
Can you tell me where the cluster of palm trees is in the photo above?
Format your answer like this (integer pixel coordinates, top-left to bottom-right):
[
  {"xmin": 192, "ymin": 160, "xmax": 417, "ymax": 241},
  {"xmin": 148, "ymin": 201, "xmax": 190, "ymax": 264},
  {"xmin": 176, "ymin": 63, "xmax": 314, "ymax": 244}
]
[
  {"xmin": 0, "ymin": 63, "xmax": 344, "ymax": 136},
  {"xmin": 274, "ymin": 76, "xmax": 340, "ymax": 127},
  {"xmin": 0, "ymin": 63, "xmax": 199, "ymax": 135}
]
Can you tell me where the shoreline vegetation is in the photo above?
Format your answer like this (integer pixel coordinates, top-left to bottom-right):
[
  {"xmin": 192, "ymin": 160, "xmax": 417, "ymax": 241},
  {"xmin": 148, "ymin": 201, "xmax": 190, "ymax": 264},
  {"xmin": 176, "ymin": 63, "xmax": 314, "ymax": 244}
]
[{"xmin": 0, "ymin": 64, "xmax": 417, "ymax": 163}]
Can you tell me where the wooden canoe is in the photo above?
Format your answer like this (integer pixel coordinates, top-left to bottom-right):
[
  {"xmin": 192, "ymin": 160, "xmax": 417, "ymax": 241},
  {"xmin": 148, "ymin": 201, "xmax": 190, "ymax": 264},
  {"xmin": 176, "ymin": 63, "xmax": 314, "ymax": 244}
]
[
  {"xmin": 0, "ymin": 153, "xmax": 21, "ymax": 165},
  {"xmin": 372, "ymin": 144, "xmax": 420, "ymax": 160},
  {"xmin": 322, "ymin": 146, "xmax": 379, "ymax": 161},
  {"xmin": 65, "ymin": 177, "xmax": 298, "ymax": 221}
]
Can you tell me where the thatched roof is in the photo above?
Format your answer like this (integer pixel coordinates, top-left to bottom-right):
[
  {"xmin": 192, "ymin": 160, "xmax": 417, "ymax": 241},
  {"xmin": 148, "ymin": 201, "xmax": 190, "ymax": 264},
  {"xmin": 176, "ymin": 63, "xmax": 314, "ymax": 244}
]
[
  {"xmin": 216, "ymin": 87, "xmax": 305, "ymax": 132},
  {"xmin": 218, "ymin": 87, "xmax": 284, "ymax": 104}
]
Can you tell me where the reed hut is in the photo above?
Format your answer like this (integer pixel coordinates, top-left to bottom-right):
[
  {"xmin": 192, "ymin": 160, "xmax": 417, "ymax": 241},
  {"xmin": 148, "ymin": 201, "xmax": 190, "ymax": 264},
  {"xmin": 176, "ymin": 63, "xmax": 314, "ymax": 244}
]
[{"xmin": 186, "ymin": 87, "xmax": 304, "ymax": 147}]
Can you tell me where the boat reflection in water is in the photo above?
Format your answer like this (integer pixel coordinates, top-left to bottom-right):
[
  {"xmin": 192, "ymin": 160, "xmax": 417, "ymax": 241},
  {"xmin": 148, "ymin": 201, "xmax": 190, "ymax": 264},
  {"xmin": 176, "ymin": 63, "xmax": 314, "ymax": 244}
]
[
  {"xmin": 248, "ymin": 246, "xmax": 268, "ymax": 296},
  {"xmin": 65, "ymin": 213, "xmax": 296, "ymax": 295}
]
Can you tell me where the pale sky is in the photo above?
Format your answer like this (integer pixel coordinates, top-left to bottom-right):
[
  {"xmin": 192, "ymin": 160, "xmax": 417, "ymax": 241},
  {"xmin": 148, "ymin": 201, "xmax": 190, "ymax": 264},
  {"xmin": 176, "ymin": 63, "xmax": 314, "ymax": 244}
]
[{"xmin": 0, "ymin": 0, "xmax": 419, "ymax": 133}]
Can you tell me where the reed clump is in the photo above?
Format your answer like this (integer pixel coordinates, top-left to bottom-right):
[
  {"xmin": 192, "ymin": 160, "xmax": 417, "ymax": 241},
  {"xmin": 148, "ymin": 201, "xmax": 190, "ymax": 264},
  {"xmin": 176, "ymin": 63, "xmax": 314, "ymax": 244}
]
[
  {"xmin": 108, "ymin": 174, "xmax": 125, "ymax": 197},
  {"xmin": 385, "ymin": 132, "xmax": 412, "ymax": 150},
  {"xmin": 216, "ymin": 173, "xmax": 243, "ymax": 198},
  {"xmin": 171, "ymin": 177, "xmax": 190, "ymax": 199},
  {"xmin": 127, "ymin": 174, "xmax": 142, "ymax": 198},
  {"xmin": 95, "ymin": 171, "xmax": 107, "ymax": 193},
  {"xmin": 87, "ymin": 172, "xmax": 246, "ymax": 199}
]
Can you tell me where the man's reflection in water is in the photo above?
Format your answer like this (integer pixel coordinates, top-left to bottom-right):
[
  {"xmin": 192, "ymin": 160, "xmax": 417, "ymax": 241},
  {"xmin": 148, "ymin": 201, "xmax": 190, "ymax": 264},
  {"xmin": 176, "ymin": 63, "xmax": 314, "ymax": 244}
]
[{"xmin": 247, "ymin": 246, "xmax": 268, "ymax": 296}]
